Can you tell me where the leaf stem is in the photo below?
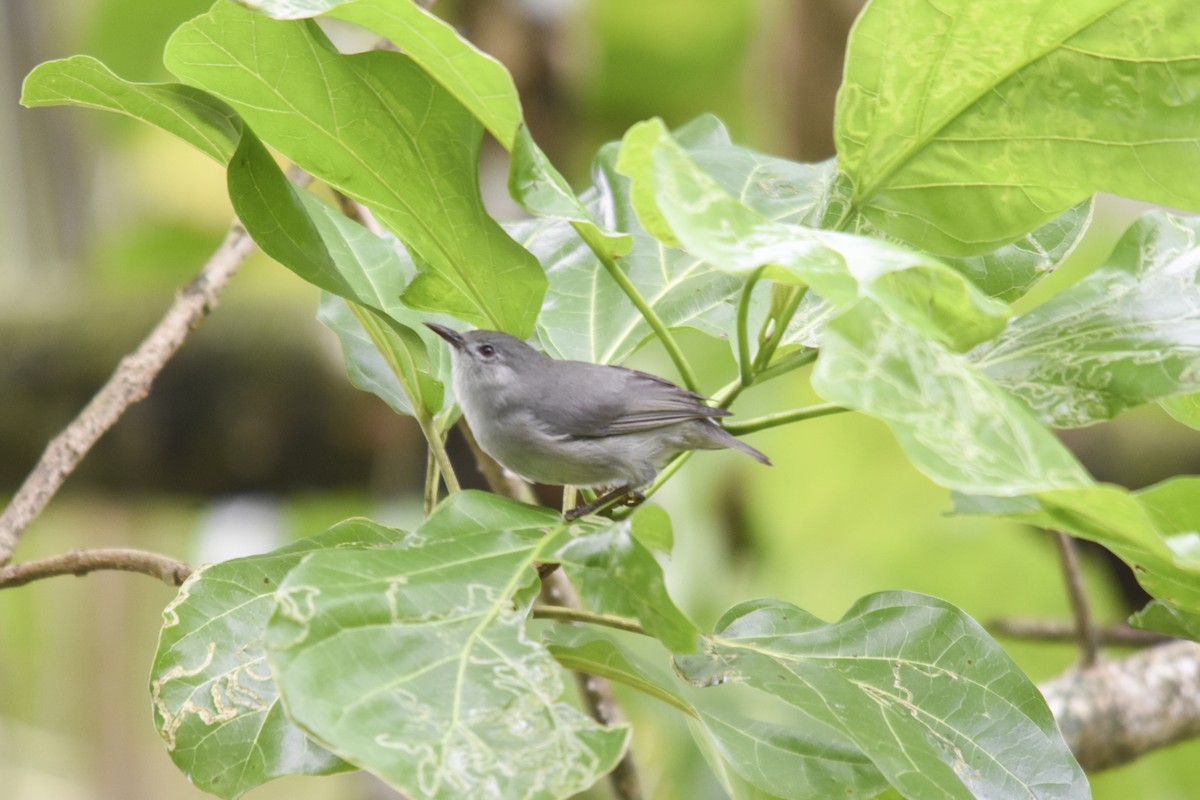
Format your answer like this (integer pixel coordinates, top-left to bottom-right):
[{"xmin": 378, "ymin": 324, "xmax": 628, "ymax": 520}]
[
  {"xmin": 753, "ymin": 284, "xmax": 808, "ymax": 372},
  {"xmin": 423, "ymin": 447, "xmax": 440, "ymax": 516},
  {"xmin": 722, "ymin": 403, "xmax": 847, "ymax": 435},
  {"xmin": 737, "ymin": 268, "xmax": 766, "ymax": 388},
  {"xmin": 571, "ymin": 221, "xmax": 699, "ymax": 393},
  {"xmin": 533, "ymin": 604, "xmax": 647, "ymax": 635},
  {"xmin": 349, "ymin": 303, "xmax": 460, "ymax": 495},
  {"xmin": 753, "ymin": 347, "xmax": 817, "ymax": 384}
]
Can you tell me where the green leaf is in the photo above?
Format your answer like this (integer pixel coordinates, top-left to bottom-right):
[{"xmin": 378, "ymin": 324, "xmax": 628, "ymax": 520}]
[
  {"xmin": 975, "ymin": 213, "xmax": 1200, "ymax": 427},
  {"xmin": 317, "ymin": 293, "xmax": 416, "ymax": 416},
  {"xmin": 347, "ymin": 303, "xmax": 445, "ymax": 417},
  {"xmin": 543, "ymin": 628, "xmax": 888, "ymax": 800},
  {"xmin": 621, "ymin": 118, "xmax": 1011, "ymax": 352},
  {"xmin": 626, "ymin": 502, "xmax": 673, "ymax": 553},
  {"xmin": 227, "ymin": 129, "xmax": 358, "ymax": 300},
  {"xmin": 149, "ymin": 520, "xmax": 403, "ymax": 799},
  {"xmin": 938, "ymin": 201, "xmax": 1094, "ymax": 303},
  {"xmin": 836, "ymin": 0, "xmax": 1200, "ymax": 254},
  {"xmin": 554, "ymin": 509, "xmax": 698, "ymax": 653},
  {"xmin": 227, "ymin": 132, "xmax": 447, "ymax": 417},
  {"xmin": 675, "ymin": 593, "xmax": 1088, "ymax": 800},
  {"xmin": 165, "ymin": 3, "xmax": 545, "ymax": 336},
  {"xmin": 518, "ymin": 116, "xmax": 840, "ymax": 363},
  {"xmin": 266, "ymin": 493, "xmax": 627, "ymax": 799},
  {"xmin": 236, "ymin": 0, "xmax": 525, "ymax": 148},
  {"xmin": 1161, "ymin": 393, "xmax": 1200, "ymax": 430},
  {"xmin": 21, "ymin": 55, "xmax": 241, "ymax": 163},
  {"xmin": 813, "ymin": 305, "xmax": 1091, "ymax": 495},
  {"xmin": 1129, "ymin": 599, "xmax": 1200, "ymax": 641}
]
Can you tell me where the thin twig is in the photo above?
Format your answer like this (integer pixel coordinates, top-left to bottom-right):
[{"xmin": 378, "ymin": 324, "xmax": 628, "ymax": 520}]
[
  {"xmin": 736, "ymin": 267, "xmax": 766, "ymax": 388},
  {"xmin": 989, "ymin": 618, "xmax": 1170, "ymax": 648},
  {"xmin": 540, "ymin": 570, "xmax": 643, "ymax": 800},
  {"xmin": 1055, "ymin": 531, "xmax": 1101, "ymax": 666},
  {"xmin": 0, "ymin": 548, "xmax": 192, "ymax": 590},
  {"xmin": 571, "ymin": 221, "xmax": 698, "ymax": 394},
  {"xmin": 0, "ymin": 220, "xmax": 260, "ymax": 566}
]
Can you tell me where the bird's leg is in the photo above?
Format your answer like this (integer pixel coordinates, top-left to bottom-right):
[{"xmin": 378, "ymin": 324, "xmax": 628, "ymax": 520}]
[
  {"xmin": 621, "ymin": 490, "xmax": 646, "ymax": 508},
  {"xmin": 565, "ymin": 484, "xmax": 635, "ymax": 521}
]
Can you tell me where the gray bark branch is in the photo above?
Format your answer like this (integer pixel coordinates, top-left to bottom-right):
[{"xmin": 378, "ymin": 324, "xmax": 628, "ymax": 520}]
[
  {"xmin": 0, "ymin": 220, "xmax": 258, "ymax": 565},
  {"xmin": 0, "ymin": 547, "xmax": 191, "ymax": 589},
  {"xmin": 1043, "ymin": 640, "xmax": 1200, "ymax": 771}
]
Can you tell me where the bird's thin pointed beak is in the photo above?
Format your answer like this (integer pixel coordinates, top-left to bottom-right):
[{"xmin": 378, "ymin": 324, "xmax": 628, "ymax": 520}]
[{"xmin": 425, "ymin": 323, "xmax": 465, "ymax": 350}]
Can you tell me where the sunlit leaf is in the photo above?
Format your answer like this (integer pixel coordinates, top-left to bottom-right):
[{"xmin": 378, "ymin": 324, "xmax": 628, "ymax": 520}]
[
  {"xmin": 975, "ymin": 213, "xmax": 1200, "ymax": 427},
  {"xmin": 518, "ymin": 116, "xmax": 841, "ymax": 363},
  {"xmin": 937, "ymin": 201, "xmax": 1094, "ymax": 302},
  {"xmin": 149, "ymin": 520, "xmax": 403, "ymax": 799},
  {"xmin": 21, "ymin": 55, "xmax": 240, "ymax": 163},
  {"xmin": 266, "ymin": 493, "xmax": 627, "ymax": 799},
  {"xmin": 836, "ymin": 0, "xmax": 1200, "ymax": 254},
  {"xmin": 165, "ymin": 3, "xmax": 544, "ymax": 336},
  {"xmin": 813, "ymin": 306, "xmax": 1091, "ymax": 495},
  {"xmin": 237, "ymin": 0, "xmax": 525, "ymax": 148},
  {"xmin": 620, "ymin": 118, "xmax": 1011, "ymax": 352},
  {"xmin": 675, "ymin": 593, "xmax": 1088, "ymax": 800},
  {"xmin": 1161, "ymin": 392, "xmax": 1200, "ymax": 430}
]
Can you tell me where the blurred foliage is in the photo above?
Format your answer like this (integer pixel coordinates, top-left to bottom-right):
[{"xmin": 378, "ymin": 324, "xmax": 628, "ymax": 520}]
[{"xmin": 4, "ymin": 0, "xmax": 1200, "ymax": 798}]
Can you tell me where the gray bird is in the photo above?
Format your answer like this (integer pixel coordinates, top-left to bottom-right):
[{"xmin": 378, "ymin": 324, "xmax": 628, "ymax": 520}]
[{"xmin": 426, "ymin": 324, "xmax": 770, "ymax": 518}]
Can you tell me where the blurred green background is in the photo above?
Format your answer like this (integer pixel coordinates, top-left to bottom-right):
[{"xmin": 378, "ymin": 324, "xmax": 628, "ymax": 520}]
[{"xmin": 3, "ymin": 0, "xmax": 1200, "ymax": 798}]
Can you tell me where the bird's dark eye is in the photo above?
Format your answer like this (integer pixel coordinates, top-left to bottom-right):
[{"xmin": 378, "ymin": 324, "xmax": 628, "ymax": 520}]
[{"xmin": 478, "ymin": 344, "xmax": 496, "ymax": 358}]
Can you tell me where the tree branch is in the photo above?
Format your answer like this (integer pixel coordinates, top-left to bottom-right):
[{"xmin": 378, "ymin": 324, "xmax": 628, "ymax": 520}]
[
  {"xmin": 1055, "ymin": 531, "xmax": 1100, "ymax": 666},
  {"xmin": 989, "ymin": 617, "xmax": 1171, "ymax": 648},
  {"xmin": 1042, "ymin": 640, "xmax": 1200, "ymax": 771},
  {"xmin": 0, "ymin": 220, "xmax": 261, "ymax": 565},
  {"xmin": 0, "ymin": 548, "xmax": 192, "ymax": 589}
]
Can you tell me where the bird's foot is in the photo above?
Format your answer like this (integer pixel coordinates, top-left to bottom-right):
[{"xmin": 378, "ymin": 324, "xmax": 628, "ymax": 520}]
[{"xmin": 565, "ymin": 484, "xmax": 635, "ymax": 521}]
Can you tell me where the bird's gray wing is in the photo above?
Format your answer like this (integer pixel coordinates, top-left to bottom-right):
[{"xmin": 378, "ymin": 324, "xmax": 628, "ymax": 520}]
[{"xmin": 552, "ymin": 363, "xmax": 729, "ymax": 437}]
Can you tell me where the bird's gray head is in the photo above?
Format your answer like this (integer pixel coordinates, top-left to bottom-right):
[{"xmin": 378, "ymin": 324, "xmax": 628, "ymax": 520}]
[{"xmin": 425, "ymin": 324, "xmax": 547, "ymax": 396}]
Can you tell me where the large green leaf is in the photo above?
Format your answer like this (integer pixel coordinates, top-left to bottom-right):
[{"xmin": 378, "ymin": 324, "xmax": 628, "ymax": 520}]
[
  {"xmin": 675, "ymin": 593, "xmax": 1088, "ymax": 800},
  {"xmin": 544, "ymin": 628, "xmax": 888, "ymax": 800},
  {"xmin": 20, "ymin": 54, "xmax": 241, "ymax": 162},
  {"xmin": 236, "ymin": 0, "xmax": 524, "ymax": 148},
  {"xmin": 266, "ymin": 493, "xmax": 628, "ymax": 800},
  {"xmin": 507, "ymin": 116, "xmax": 808, "ymax": 362},
  {"xmin": 20, "ymin": 46, "xmax": 452, "ymax": 420},
  {"xmin": 974, "ymin": 213, "xmax": 1200, "ymax": 428},
  {"xmin": 165, "ymin": 2, "xmax": 545, "ymax": 336},
  {"xmin": 836, "ymin": 0, "xmax": 1200, "ymax": 255},
  {"xmin": 553, "ymin": 507, "xmax": 698, "ymax": 654},
  {"xmin": 149, "ymin": 520, "xmax": 403, "ymax": 799},
  {"xmin": 814, "ymin": 306, "xmax": 1091, "ymax": 495},
  {"xmin": 936, "ymin": 201, "xmax": 1094, "ymax": 303},
  {"xmin": 227, "ymin": 132, "xmax": 447, "ymax": 417},
  {"xmin": 620, "ymin": 118, "xmax": 1011, "ymax": 353}
]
